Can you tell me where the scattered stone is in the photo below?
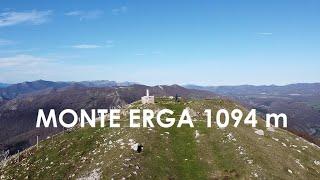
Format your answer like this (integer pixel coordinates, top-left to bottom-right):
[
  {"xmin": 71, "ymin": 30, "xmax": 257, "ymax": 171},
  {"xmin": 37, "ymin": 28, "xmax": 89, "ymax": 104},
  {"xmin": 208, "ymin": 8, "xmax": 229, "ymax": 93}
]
[
  {"xmin": 226, "ymin": 133, "xmax": 236, "ymax": 141},
  {"xmin": 288, "ymin": 169, "xmax": 293, "ymax": 174},
  {"xmin": 295, "ymin": 159, "xmax": 304, "ymax": 169},
  {"xmin": 252, "ymin": 172, "xmax": 258, "ymax": 177},
  {"xmin": 116, "ymin": 139, "xmax": 123, "ymax": 143},
  {"xmin": 77, "ymin": 168, "xmax": 101, "ymax": 180},
  {"xmin": 254, "ymin": 129, "xmax": 264, "ymax": 136},
  {"xmin": 131, "ymin": 143, "xmax": 143, "ymax": 153},
  {"xmin": 195, "ymin": 130, "xmax": 200, "ymax": 139},
  {"xmin": 314, "ymin": 160, "xmax": 320, "ymax": 166},
  {"xmin": 267, "ymin": 126, "xmax": 275, "ymax": 132}
]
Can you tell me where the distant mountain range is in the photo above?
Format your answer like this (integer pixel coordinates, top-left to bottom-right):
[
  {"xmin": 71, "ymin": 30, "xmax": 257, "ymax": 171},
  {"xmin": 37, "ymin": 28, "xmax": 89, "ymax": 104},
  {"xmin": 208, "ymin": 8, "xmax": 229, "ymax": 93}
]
[
  {"xmin": 78, "ymin": 80, "xmax": 136, "ymax": 87},
  {"xmin": 0, "ymin": 83, "xmax": 10, "ymax": 88},
  {"xmin": 185, "ymin": 83, "xmax": 320, "ymax": 144},
  {"xmin": 0, "ymin": 80, "xmax": 137, "ymax": 101},
  {"xmin": 185, "ymin": 83, "xmax": 320, "ymax": 96}
]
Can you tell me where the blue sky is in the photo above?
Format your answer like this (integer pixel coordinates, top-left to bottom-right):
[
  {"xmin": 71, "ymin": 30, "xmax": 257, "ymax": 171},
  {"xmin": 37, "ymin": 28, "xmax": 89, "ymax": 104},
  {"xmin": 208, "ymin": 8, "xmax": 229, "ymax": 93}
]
[{"xmin": 0, "ymin": 0, "xmax": 319, "ymax": 85}]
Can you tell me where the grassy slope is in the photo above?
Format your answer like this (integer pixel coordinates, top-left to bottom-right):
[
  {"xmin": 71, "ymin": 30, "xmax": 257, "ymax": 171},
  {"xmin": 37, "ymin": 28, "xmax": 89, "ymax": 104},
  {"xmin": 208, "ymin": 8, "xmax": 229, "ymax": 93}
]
[{"xmin": 1, "ymin": 98, "xmax": 320, "ymax": 179}]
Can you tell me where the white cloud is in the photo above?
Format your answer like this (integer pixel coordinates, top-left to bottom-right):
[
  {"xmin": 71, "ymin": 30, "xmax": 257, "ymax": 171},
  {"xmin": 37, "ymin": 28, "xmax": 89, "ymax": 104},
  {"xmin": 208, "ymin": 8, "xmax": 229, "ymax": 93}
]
[
  {"xmin": 0, "ymin": 38, "xmax": 14, "ymax": 45},
  {"xmin": 112, "ymin": 6, "xmax": 128, "ymax": 15},
  {"xmin": 65, "ymin": 11, "xmax": 82, "ymax": 16},
  {"xmin": 0, "ymin": 54, "xmax": 49, "ymax": 82},
  {"xmin": 135, "ymin": 53, "xmax": 145, "ymax": 56},
  {"xmin": 0, "ymin": 10, "xmax": 52, "ymax": 27},
  {"xmin": 0, "ymin": 54, "xmax": 109, "ymax": 83},
  {"xmin": 0, "ymin": 54, "xmax": 48, "ymax": 68},
  {"xmin": 0, "ymin": 48, "xmax": 37, "ymax": 55},
  {"xmin": 106, "ymin": 40, "xmax": 114, "ymax": 48},
  {"xmin": 257, "ymin": 32, "xmax": 273, "ymax": 35},
  {"xmin": 71, "ymin": 41, "xmax": 114, "ymax": 49},
  {"xmin": 65, "ymin": 10, "xmax": 103, "ymax": 20},
  {"xmin": 71, "ymin": 44, "xmax": 101, "ymax": 49}
]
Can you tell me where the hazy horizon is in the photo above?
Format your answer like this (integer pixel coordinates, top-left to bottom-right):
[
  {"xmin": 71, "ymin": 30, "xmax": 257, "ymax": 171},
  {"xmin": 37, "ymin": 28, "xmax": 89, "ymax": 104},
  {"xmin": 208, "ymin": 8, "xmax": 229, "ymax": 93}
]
[{"xmin": 1, "ymin": 78, "xmax": 320, "ymax": 87}]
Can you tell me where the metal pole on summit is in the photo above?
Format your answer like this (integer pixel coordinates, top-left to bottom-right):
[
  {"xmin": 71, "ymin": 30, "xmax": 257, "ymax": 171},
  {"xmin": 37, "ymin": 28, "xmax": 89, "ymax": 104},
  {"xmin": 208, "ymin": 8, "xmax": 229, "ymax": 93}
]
[
  {"xmin": 37, "ymin": 136, "xmax": 39, "ymax": 150},
  {"xmin": 17, "ymin": 150, "xmax": 20, "ymax": 163}
]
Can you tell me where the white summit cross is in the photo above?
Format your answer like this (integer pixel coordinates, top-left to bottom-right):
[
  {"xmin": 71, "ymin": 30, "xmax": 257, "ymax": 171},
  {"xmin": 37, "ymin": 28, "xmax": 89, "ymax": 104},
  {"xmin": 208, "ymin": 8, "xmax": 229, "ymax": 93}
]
[{"xmin": 141, "ymin": 89, "xmax": 155, "ymax": 104}]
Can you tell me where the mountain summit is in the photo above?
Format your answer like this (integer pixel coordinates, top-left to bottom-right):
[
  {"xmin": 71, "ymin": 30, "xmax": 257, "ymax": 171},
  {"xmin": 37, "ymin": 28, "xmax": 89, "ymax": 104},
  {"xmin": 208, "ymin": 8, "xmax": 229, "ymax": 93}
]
[{"xmin": 1, "ymin": 97, "xmax": 320, "ymax": 179}]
